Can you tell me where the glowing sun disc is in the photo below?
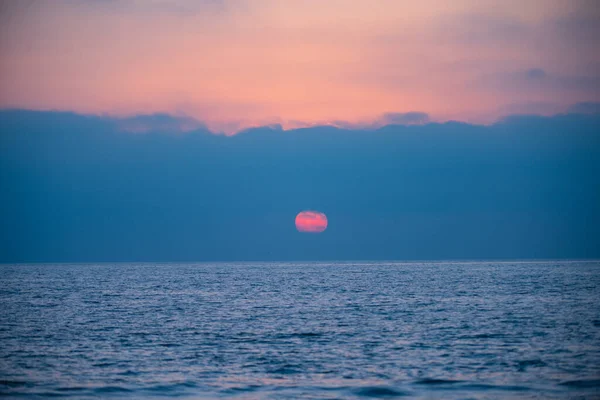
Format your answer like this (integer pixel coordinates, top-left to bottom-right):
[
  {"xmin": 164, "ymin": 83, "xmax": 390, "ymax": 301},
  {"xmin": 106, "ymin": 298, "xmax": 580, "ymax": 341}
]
[{"xmin": 295, "ymin": 210, "xmax": 328, "ymax": 233}]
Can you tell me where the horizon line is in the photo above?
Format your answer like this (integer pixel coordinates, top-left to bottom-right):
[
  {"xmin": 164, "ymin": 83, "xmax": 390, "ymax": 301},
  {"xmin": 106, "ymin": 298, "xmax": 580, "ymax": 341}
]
[{"xmin": 3, "ymin": 258, "xmax": 600, "ymax": 266}]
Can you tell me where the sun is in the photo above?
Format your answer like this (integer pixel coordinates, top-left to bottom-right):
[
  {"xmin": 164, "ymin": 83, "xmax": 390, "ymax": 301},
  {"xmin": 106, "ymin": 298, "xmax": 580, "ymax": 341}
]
[{"xmin": 295, "ymin": 211, "xmax": 328, "ymax": 233}]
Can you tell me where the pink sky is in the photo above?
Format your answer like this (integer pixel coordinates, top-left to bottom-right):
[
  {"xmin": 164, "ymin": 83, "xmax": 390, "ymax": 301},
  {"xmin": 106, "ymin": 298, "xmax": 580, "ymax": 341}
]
[{"xmin": 0, "ymin": 0, "xmax": 598, "ymax": 133}]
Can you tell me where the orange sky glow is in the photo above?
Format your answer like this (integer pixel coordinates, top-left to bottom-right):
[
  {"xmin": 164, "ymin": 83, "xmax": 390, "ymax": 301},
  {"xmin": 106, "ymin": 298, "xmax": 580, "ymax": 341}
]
[{"xmin": 0, "ymin": 0, "xmax": 598, "ymax": 133}]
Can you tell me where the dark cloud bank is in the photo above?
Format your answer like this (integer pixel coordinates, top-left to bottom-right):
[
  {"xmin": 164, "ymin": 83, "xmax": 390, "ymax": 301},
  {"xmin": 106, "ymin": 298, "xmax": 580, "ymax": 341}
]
[{"xmin": 1, "ymin": 108, "xmax": 599, "ymax": 262}]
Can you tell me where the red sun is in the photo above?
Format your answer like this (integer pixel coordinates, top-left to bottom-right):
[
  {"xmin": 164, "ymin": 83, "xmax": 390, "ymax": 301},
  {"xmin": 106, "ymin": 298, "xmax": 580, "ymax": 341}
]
[{"xmin": 295, "ymin": 210, "xmax": 328, "ymax": 233}]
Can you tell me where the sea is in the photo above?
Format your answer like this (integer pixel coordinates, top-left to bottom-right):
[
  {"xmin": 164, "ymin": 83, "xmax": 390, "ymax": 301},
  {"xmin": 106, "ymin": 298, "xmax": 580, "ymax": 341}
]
[{"xmin": 1, "ymin": 261, "xmax": 599, "ymax": 399}]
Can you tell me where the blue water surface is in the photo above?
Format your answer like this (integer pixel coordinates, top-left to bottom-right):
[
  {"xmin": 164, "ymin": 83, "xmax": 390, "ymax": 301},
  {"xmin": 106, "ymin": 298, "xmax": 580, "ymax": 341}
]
[{"xmin": 1, "ymin": 261, "xmax": 599, "ymax": 399}]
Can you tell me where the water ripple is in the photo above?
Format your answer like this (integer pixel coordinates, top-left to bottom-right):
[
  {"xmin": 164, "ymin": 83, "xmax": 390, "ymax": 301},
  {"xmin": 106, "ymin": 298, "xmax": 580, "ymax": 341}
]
[{"xmin": 1, "ymin": 261, "xmax": 599, "ymax": 399}]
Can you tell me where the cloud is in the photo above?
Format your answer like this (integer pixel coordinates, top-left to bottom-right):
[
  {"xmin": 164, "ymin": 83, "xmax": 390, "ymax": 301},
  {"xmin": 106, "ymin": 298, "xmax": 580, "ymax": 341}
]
[
  {"xmin": 548, "ymin": 11, "xmax": 600, "ymax": 52},
  {"xmin": 479, "ymin": 68, "xmax": 600, "ymax": 94},
  {"xmin": 66, "ymin": 0, "xmax": 235, "ymax": 13},
  {"xmin": 1, "ymin": 109, "xmax": 599, "ymax": 262},
  {"xmin": 524, "ymin": 68, "xmax": 547, "ymax": 80},
  {"xmin": 114, "ymin": 113, "xmax": 209, "ymax": 134},
  {"xmin": 330, "ymin": 112, "xmax": 431, "ymax": 130},
  {"xmin": 498, "ymin": 101, "xmax": 564, "ymax": 117},
  {"xmin": 377, "ymin": 112, "xmax": 430, "ymax": 126},
  {"xmin": 441, "ymin": 6, "xmax": 600, "ymax": 54},
  {"xmin": 442, "ymin": 13, "xmax": 530, "ymax": 47},
  {"xmin": 568, "ymin": 102, "xmax": 600, "ymax": 114}
]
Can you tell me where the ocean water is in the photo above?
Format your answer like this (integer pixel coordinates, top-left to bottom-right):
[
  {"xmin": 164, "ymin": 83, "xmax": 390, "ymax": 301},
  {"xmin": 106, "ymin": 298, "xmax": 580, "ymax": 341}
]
[{"xmin": 1, "ymin": 261, "xmax": 599, "ymax": 399}]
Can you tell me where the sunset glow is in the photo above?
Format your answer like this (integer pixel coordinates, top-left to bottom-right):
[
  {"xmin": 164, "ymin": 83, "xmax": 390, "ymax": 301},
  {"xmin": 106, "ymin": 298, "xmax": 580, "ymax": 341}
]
[{"xmin": 0, "ymin": 1, "xmax": 598, "ymax": 133}]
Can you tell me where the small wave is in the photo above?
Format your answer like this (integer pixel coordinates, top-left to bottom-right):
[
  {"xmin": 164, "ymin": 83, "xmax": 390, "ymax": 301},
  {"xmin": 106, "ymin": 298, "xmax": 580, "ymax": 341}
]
[
  {"xmin": 221, "ymin": 384, "xmax": 262, "ymax": 394},
  {"xmin": 415, "ymin": 378, "xmax": 463, "ymax": 385},
  {"xmin": 517, "ymin": 359, "xmax": 546, "ymax": 371},
  {"xmin": 459, "ymin": 383, "xmax": 532, "ymax": 392},
  {"xmin": 353, "ymin": 386, "xmax": 408, "ymax": 398},
  {"xmin": 559, "ymin": 379, "xmax": 600, "ymax": 388},
  {"xmin": 274, "ymin": 332, "xmax": 324, "ymax": 340},
  {"xmin": 460, "ymin": 333, "xmax": 507, "ymax": 339},
  {"xmin": 29, "ymin": 386, "xmax": 133, "ymax": 398},
  {"xmin": 290, "ymin": 332, "xmax": 323, "ymax": 337},
  {"xmin": 92, "ymin": 362, "xmax": 117, "ymax": 367},
  {"xmin": 0, "ymin": 380, "xmax": 29, "ymax": 387},
  {"xmin": 54, "ymin": 387, "xmax": 88, "ymax": 393},
  {"xmin": 268, "ymin": 365, "xmax": 302, "ymax": 375},
  {"xmin": 118, "ymin": 370, "xmax": 140, "ymax": 376},
  {"xmin": 93, "ymin": 386, "xmax": 133, "ymax": 394},
  {"xmin": 145, "ymin": 381, "xmax": 198, "ymax": 393}
]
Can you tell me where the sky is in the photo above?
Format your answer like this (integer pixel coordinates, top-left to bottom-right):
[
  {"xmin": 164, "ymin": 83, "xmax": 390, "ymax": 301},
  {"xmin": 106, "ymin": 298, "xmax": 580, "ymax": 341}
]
[
  {"xmin": 0, "ymin": 1, "xmax": 599, "ymax": 262},
  {"xmin": 0, "ymin": 0, "xmax": 599, "ymax": 133}
]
